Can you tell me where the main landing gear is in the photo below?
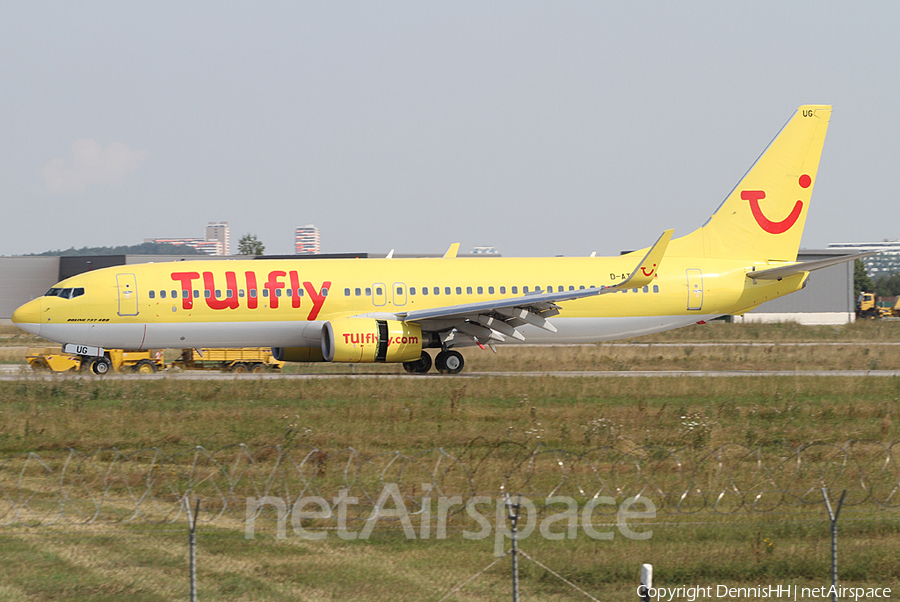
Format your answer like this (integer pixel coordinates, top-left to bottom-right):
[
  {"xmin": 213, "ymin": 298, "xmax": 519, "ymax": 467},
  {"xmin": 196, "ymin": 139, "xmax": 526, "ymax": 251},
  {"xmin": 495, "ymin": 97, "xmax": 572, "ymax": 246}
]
[
  {"xmin": 435, "ymin": 350, "xmax": 464, "ymax": 375},
  {"xmin": 401, "ymin": 350, "xmax": 465, "ymax": 375}
]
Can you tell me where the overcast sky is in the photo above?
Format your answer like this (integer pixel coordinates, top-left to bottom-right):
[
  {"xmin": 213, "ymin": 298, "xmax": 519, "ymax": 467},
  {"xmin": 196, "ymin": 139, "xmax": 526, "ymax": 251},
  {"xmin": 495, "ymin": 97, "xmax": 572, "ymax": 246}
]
[{"xmin": 2, "ymin": 2, "xmax": 898, "ymax": 257}]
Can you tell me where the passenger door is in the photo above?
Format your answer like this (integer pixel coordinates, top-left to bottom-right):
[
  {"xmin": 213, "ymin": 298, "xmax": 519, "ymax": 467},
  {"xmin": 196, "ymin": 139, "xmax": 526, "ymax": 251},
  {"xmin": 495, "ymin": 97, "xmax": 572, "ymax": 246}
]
[
  {"xmin": 686, "ymin": 269, "xmax": 703, "ymax": 311},
  {"xmin": 117, "ymin": 273, "xmax": 139, "ymax": 316}
]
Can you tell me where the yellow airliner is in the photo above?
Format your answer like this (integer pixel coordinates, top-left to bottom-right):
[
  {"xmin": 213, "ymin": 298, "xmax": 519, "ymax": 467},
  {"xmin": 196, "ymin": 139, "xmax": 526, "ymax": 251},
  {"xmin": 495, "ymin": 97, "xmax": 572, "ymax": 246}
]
[{"xmin": 12, "ymin": 105, "xmax": 868, "ymax": 374}]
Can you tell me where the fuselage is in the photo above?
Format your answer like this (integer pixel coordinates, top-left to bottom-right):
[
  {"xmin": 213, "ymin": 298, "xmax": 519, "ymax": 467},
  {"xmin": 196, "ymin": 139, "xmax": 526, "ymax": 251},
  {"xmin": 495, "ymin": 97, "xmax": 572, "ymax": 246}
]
[{"xmin": 12, "ymin": 253, "xmax": 806, "ymax": 350}]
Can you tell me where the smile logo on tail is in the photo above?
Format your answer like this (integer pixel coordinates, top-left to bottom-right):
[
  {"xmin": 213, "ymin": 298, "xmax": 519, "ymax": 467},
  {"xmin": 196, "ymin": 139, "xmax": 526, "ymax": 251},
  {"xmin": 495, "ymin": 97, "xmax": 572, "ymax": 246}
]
[
  {"xmin": 741, "ymin": 175, "xmax": 810, "ymax": 234},
  {"xmin": 641, "ymin": 263, "xmax": 657, "ymax": 277}
]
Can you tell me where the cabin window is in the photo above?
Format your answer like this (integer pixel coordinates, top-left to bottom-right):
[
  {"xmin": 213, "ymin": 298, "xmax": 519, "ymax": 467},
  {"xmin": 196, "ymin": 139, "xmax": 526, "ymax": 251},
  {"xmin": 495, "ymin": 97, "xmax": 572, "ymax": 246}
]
[
  {"xmin": 149, "ymin": 290, "xmax": 155, "ymax": 299},
  {"xmin": 375, "ymin": 287, "xmax": 382, "ymax": 295},
  {"xmin": 215, "ymin": 290, "xmax": 222, "ymax": 298},
  {"xmin": 227, "ymin": 290, "xmax": 234, "ymax": 298},
  {"xmin": 344, "ymin": 288, "xmax": 351, "ymax": 296},
  {"xmin": 523, "ymin": 286, "xmax": 529, "ymax": 294},
  {"xmin": 456, "ymin": 286, "xmax": 462, "ymax": 295},
  {"xmin": 286, "ymin": 288, "xmax": 293, "ymax": 297},
  {"xmin": 512, "ymin": 286, "xmax": 518, "ymax": 294},
  {"xmin": 238, "ymin": 290, "xmax": 245, "ymax": 298},
  {"xmin": 442, "ymin": 287, "xmax": 449, "ymax": 295},
  {"xmin": 500, "ymin": 286, "xmax": 506, "ymax": 294},
  {"xmin": 355, "ymin": 288, "xmax": 361, "ymax": 296},
  {"xmin": 410, "ymin": 287, "xmax": 416, "ymax": 295},
  {"xmin": 466, "ymin": 286, "xmax": 473, "ymax": 295},
  {"xmin": 366, "ymin": 287, "xmax": 372, "ymax": 296},
  {"xmin": 193, "ymin": 290, "xmax": 200, "ymax": 298},
  {"xmin": 204, "ymin": 290, "xmax": 211, "ymax": 298},
  {"xmin": 422, "ymin": 287, "xmax": 428, "ymax": 296},
  {"xmin": 569, "ymin": 286, "xmax": 575, "ymax": 291},
  {"xmin": 632, "ymin": 288, "xmax": 638, "ymax": 293},
  {"xmin": 653, "ymin": 285, "xmax": 659, "ymax": 293},
  {"xmin": 321, "ymin": 288, "xmax": 329, "ymax": 297},
  {"xmin": 159, "ymin": 290, "xmax": 166, "ymax": 299},
  {"xmin": 643, "ymin": 286, "xmax": 649, "ymax": 293},
  {"xmin": 249, "ymin": 289, "xmax": 257, "ymax": 298},
  {"xmin": 579, "ymin": 285, "xmax": 585, "ymax": 290},
  {"xmin": 477, "ymin": 286, "xmax": 483, "ymax": 294},
  {"xmin": 488, "ymin": 286, "xmax": 494, "ymax": 294},
  {"xmin": 275, "ymin": 289, "xmax": 282, "ymax": 297},
  {"xmin": 397, "ymin": 286, "xmax": 404, "ymax": 295},
  {"xmin": 263, "ymin": 289, "xmax": 269, "ymax": 298}
]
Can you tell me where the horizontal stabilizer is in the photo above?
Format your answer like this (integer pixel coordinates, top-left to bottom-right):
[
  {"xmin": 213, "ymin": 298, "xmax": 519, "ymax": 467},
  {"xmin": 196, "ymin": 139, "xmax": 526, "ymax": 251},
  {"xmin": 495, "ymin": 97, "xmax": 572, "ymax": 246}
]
[{"xmin": 747, "ymin": 251, "xmax": 876, "ymax": 280}]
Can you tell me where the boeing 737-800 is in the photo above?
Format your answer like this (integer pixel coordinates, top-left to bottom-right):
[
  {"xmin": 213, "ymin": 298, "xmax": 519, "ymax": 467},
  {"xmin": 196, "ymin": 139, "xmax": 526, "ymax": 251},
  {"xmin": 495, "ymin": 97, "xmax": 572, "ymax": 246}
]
[{"xmin": 12, "ymin": 105, "xmax": 868, "ymax": 374}]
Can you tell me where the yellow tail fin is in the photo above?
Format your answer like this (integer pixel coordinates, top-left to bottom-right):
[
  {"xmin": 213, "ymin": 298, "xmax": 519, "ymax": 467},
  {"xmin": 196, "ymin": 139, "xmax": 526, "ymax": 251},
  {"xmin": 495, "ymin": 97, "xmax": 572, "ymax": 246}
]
[{"xmin": 668, "ymin": 105, "xmax": 831, "ymax": 262}]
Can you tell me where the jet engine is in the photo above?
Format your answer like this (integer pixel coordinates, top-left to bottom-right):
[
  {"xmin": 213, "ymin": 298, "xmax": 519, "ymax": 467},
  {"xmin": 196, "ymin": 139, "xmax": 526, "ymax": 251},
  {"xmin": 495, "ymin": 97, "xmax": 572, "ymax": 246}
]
[{"xmin": 322, "ymin": 318, "xmax": 422, "ymax": 363}]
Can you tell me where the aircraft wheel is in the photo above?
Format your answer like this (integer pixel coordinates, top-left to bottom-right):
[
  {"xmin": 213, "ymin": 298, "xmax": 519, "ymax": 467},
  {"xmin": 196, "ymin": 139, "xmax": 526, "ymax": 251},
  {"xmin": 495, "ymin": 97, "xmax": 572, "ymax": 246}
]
[
  {"xmin": 91, "ymin": 357, "xmax": 111, "ymax": 375},
  {"xmin": 251, "ymin": 364, "xmax": 267, "ymax": 374},
  {"xmin": 135, "ymin": 360, "xmax": 157, "ymax": 374},
  {"xmin": 231, "ymin": 363, "xmax": 248, "ymax": 373},
  {"xmin": 403, "ymin": 351, "xmax": 433, "ymax": 374},
  {"xmin": 436, "ymin": 350, "xmax": 464, "ymax": 375}
]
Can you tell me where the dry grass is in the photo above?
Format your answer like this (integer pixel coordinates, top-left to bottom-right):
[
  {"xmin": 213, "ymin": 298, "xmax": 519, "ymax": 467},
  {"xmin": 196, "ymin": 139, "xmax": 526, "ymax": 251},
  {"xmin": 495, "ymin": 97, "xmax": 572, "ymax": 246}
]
[{"xmin": 2, "ymin": 324, "xmax": 900, "ymax": 600}]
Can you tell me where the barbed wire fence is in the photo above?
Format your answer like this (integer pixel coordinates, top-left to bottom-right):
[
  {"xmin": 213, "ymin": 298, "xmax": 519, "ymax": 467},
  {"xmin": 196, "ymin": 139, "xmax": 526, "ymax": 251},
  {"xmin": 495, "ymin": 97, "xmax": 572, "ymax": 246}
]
[
  {"xmin": 2, "ymin": 439, "xmax": 899, "ymax": 526},
  {"xmin": 2, "ymin": 439, "xmax": 899, "ymax": 600}
]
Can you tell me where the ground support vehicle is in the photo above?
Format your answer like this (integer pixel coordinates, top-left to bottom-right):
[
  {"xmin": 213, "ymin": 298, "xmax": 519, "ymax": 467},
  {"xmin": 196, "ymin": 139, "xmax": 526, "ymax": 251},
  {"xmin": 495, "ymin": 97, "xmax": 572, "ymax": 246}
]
[
  {"xmin": 856, "ymin": 293, "xmax": 900, "ymax": 319},
  {"xmin": 25, "ymin": 348, "xmax": 164, "ymax": 374},
  {"xmin": 170, "ymin": 348, "xmax": 284, "ymax": 373}
]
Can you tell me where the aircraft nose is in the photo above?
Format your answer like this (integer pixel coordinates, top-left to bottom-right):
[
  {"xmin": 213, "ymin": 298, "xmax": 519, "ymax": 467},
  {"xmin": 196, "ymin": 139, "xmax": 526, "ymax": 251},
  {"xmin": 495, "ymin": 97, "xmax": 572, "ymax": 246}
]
[{"xmin": 11, "ymin": 298, "xmax": 41, "ymax": 336}]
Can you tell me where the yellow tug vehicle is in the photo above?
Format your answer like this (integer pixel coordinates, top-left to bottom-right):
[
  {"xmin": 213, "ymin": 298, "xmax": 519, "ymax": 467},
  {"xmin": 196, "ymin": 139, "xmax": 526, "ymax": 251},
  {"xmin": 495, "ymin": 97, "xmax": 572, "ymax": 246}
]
[{"xmin": 26, "ymin": 348, "xmax": 164, "ymax": 374}]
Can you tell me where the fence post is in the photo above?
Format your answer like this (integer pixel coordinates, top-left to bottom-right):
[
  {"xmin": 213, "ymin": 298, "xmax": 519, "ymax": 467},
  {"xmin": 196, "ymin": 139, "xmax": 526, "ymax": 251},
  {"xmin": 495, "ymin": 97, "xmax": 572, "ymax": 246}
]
[
  {"xmin": 506, "ymin": 494, "xmax": 521, "ymax": 602},
  {"xmin": 186, "ymin": 497, "xmax": 201, "ymax": 602},
  {"xmin": 640, "ymin": 564, "xmax": 652, "ymax": 602},
  {"xmin": 822, "ymin": 488, "xmax": 846, "ymax": 602}
]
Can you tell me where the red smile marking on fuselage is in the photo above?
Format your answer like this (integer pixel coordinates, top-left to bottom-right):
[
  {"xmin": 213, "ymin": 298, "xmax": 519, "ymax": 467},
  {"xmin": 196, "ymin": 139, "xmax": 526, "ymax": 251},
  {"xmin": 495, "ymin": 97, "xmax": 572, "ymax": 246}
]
[
  {"xmin": 740, "ymin": 190, "xmax": 803, "ymax": 234},
  {"xmin": 641, "ymin": 264, "xmax": 657, "ymax": 277}
]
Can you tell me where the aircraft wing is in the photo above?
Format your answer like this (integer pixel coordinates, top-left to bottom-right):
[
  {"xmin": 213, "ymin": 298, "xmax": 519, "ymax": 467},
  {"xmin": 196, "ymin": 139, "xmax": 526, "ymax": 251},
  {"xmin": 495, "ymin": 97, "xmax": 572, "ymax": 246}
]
[
  {"xmin": 747, "ymin": 251, "xmax": 876, "ymax": 280},
  {"xmin": 397, "ymin": 230, "xmax": 673, "ymax": 345}
]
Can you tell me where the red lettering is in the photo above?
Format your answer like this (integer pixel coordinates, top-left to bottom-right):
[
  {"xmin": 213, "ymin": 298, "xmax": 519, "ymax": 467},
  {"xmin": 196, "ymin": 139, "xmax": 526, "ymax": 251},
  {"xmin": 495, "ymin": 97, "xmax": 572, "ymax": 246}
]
[
  {"xmin": 289, "ymin": 271, "xmax": 303, "ymax": 309},
  {"xmin": 303, "ymin": 281, "xmax": 331, "ymax": 320},
  {"xmin": 171, "ymin": 272, "xmax": 199, "ymax": 310},
  {"xmin": 343, "ymin": 333, "xmax": 351, "ymax": 344},
  {"xmin": 245, "ymin": 271, "xmax": 258, "ymax": 309},
  {"xmin": 203, "ymin": 272, "xmax": 239, "ymax": 310},
  {"xmin": 265, "ymin": 271, "xmax": 286, "ymax": 308}
]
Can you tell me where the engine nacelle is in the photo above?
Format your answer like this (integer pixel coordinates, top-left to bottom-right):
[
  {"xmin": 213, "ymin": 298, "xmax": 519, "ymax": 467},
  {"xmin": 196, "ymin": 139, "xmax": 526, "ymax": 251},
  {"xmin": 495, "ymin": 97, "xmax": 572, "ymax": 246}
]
[
  {"xmin": 271, "ymin": 346, "xmax": 325, "ymax": 362},
  {"xmin": 322, "ymin": 318, "xmax": 422, "ymax": 363}
]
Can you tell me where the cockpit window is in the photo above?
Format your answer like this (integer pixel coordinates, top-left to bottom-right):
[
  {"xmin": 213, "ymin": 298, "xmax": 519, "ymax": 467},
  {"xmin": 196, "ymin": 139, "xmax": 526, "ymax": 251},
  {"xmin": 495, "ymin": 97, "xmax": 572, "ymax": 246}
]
[{"xmin": 43, "ymin": 287, "xmax": 84, "ymax": 299}]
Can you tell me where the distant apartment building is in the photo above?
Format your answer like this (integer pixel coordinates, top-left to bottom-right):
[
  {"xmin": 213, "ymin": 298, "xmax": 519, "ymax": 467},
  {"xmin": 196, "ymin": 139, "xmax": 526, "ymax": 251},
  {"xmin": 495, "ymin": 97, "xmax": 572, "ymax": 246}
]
[
  {"xmin": 206, "ymin": 221, "xmax": 230, "ymax": 255},
  {"xmin": 827, "ymin": 240, "xmax": 900, "ymax": 277},
  {"xmin": 146, "ymin": 221, "xmax": 230, "ymax": 256},
  {"xmin": 295, "ymin": 225, "xmax": 321, "ymax": 254}
]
